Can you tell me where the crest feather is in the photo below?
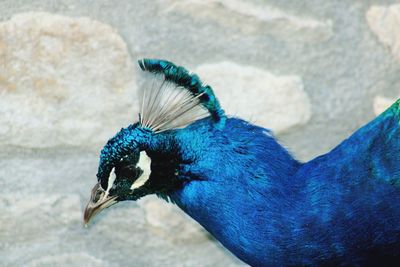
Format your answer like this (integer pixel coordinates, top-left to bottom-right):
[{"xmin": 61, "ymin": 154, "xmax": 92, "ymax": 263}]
[{"xmin": 137, "ymin": 59, "xmax": 225, "ymax": 133}]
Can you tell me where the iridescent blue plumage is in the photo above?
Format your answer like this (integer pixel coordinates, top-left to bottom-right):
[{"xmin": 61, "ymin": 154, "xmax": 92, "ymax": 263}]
[
  {"xmin": 168, "ymin": 104, "xmax": 400, "ymax": 265},
  {"xmin": 87, "ymin": 59, "xmax": 400, "ymax": 266}
]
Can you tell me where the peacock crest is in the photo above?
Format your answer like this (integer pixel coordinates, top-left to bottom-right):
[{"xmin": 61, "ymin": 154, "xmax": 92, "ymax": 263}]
[{"xmin": 137, "ymin": 59, "xmax": 225, "ymax": 133}]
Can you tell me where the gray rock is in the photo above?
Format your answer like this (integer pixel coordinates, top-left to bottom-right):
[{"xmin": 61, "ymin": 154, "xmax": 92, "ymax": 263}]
[
  {"xmin": 143, "ymin": 198, "xmax": 209, "ymax": 244},
  {"xmin": 367, "ymin": 4, "xmax": 400, "ymax": 62},
  {"xmin": 367, "ymin": 4, "xmax": 400, "ymax": 116},
  {"xmin": 196, "ymin": 61, "xmax": 311, "ymax": 133},
  {"xmin": 161, "ymin": 0, "xmax": 333, "ymax": 43},
  {"xmin": 26, "ymin": 253, "xmax": 104, "ymax": 267}
]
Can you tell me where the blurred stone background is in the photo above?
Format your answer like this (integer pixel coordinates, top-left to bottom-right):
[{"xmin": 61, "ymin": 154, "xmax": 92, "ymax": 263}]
[{"xmin": 1, "ymin": 0, "xmax": 400, "ymax": 266}]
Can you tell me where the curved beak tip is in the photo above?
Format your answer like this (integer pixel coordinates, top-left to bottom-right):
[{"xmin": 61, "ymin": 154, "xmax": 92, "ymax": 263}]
[
  {"xmin": 83, "ymin": 204, "xmax": 95, "ymax": 226},
  {"xmin": 83, "ymin": 182, "xmax": 119, "ymax": 226}
]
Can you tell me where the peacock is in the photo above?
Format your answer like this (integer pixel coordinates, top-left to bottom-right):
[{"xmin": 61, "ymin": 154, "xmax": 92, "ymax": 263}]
[{"xmin": 84, "ymin": 59, "xmax": 400, "ymax": 266}]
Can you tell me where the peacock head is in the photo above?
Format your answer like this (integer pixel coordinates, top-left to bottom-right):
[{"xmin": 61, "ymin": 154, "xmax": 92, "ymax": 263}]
[
  {"xmin": 83, "ymin": 58, "xmax": 225, "ymax": 225},
  {"xmin": 83, "ymin": 124, "xmax": 156, "ymax": 225}
]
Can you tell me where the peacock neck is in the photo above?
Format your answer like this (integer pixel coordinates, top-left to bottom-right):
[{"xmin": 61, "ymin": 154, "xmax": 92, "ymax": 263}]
[
  {"xmin": 167, "ymin": 118, "xmax": 304, "ymax": 265},
  {"xmin": 169, "ymin": 170, "xmax": 303, "ymax": 266}
]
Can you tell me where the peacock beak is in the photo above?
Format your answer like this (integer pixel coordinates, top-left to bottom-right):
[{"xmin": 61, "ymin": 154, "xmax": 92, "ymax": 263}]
[{"xmin": 83, "ymin": 183, "xmax": 118, "ymax": 225}]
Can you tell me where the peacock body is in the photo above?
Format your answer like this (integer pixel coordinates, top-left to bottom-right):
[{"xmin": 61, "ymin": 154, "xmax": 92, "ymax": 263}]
[{"xmin": 84, "ymin": 59, "xmax": 400, "ymax": 266}]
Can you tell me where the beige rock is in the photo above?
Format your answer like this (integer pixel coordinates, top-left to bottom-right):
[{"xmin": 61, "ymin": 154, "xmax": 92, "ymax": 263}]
[
  {"xmin": 143, "ymin": 198, "xmax": 208, "ymax": 244},
  {"xmin": 0, "ymin": 12, "xmax": 138, "ymax": 148},
  {"xmin": 161, "ymin": 0, "xmax": 332, "ymax": 42},
  {"xmin": 367, "ymin": 4, "xmax": 400, "ymax": 61},
  {"xmin": 373, "ymin": 95, "xmax": 395, "ymax": 115},
  {"xmin": 196, "ymin": 62, "xmax": 311, "ymax": 133}
]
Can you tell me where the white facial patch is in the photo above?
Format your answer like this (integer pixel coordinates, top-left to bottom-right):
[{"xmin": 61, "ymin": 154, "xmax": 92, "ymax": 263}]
[
  {"xmin": 103, "ymin": 167, "xmax": 117, "ymax": 198},
  {"xmin": 130, "ymin": 151, "xmax": 151, "ymax": 190}
]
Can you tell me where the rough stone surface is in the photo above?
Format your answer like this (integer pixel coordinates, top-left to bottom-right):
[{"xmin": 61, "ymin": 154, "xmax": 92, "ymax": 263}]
[
  {"xmin": 367, "ymin": 4, "xmax": 400, "ymax": 62},
  {"xmin": 367, "ymin": 4, "xmax": 400, "ymax": 116},
  {"xmin": 143, "ymin": 198, "xmax": 209, "ymax": 244},
  {"xmin": 196, "ymin": 62, "xmax": 311, "ymax": 133},
  {"xmin": 0, "ymin": 12, "xmax": 138, "ymax": 148},
  {"xmin": 162, "ymin": 0, "xmax": 333, "ymax": 43},
  {"xmin": 26, "ymin": 253, "xmax": 104, "ymax": 267},
  {"xmin": 373, "ymin": 95, "xmax": 395, "ymax": 115}
]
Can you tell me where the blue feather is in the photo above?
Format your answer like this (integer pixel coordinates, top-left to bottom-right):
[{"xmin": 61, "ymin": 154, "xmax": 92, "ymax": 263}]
[{"xmin": 162, "ymin": 102, "xmax": 400, "ymax": 265}]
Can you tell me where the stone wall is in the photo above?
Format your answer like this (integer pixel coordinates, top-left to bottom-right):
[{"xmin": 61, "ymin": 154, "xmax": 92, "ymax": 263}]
[{"xmin": 1, "ymin": 1, "xmax": 400, "ymax": 266}]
